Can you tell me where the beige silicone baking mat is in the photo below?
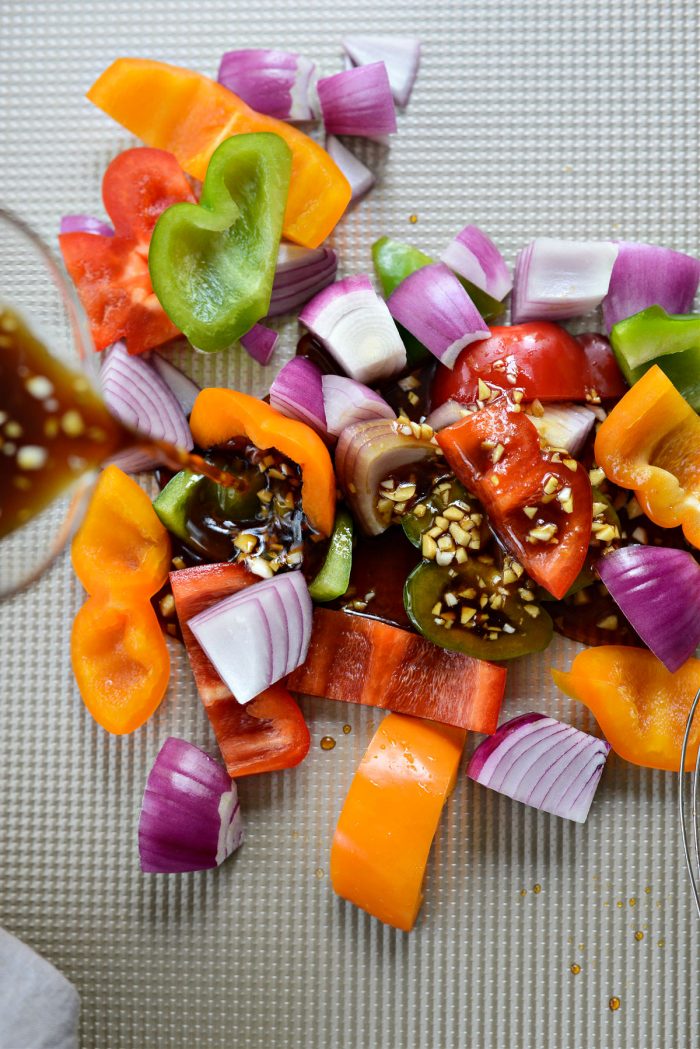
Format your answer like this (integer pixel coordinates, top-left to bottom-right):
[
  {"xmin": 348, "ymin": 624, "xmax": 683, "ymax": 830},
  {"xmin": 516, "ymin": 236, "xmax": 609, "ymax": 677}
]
[{"xmin": 1, "ymin": 1, "xmax": 699, "ymax": 1046}]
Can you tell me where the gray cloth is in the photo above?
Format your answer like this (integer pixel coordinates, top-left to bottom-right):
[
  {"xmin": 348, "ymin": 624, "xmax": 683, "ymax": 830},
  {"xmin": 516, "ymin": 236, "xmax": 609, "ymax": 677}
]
[{"xmin": 0, "ymin": 930, "xmax": 79, "ymax": 1049}]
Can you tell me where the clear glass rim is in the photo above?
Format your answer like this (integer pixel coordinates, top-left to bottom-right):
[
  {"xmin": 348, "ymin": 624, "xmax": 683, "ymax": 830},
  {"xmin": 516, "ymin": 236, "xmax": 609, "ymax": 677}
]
[{"xmin": 0, "ymin": 205, "xmax": 97, "ymax": 601}]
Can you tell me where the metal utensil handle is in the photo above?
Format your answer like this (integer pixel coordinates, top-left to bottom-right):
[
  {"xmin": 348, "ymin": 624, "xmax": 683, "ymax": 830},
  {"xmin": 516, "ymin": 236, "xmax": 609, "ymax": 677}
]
[{"xmin": 678, "ymin": 686, "xmax": 700, "ymax": 916}]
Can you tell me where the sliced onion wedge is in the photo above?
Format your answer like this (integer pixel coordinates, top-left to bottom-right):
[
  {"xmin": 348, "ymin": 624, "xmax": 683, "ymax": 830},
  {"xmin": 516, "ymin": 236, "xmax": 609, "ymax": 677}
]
[
  {"xmin": 425, "ymin": 398, "xmax": 472, "ymax": 431},
  {"xmin": 596, "ymin": 545, "xmax": 700, "ymax": 672},
  {"xmin": 527, "ymin": 403, "xmax": 596, "ymax": 456},
  {"xmin": 150, "ymin": 353, "xmax": 201, "ymax": 416},
  {"xmin": 325, "ymin": 136, "xmax": 374, "ymax": 202},
  {"xmin": 100, "ymin": 341, "xmax": 193, "ymax": 472},
  {"xmin": 317, "ymin": 62, "xmax": 397, "ymax": 137},
  {"xmin": 240, "ymin": 323, "xmax": 278, "ymax": 365},
  {"xmin": 387, "ymin": 262, "xmax": 490, "ymax": 369},
  {"xmin": 270, "ymin": 357, "xmax": 327, "ymax": 436},
  {"xmin": 441, "ymin": 225, "xmax": 512, "ymax": 301},
  {"xmin": 511, "ymin": 238, "xmax": 618, "ymax": 322},
  {"xmin": 188, "ymin": 571, "xmax": 313, "ymax": 705},
  {"xmin": 322, "ymin": 374, "xmax": 394, "ymax": 437},
  {"xmin": 300, "ymin": 274, "xmax": 405, "ymax": 383},
  {"xmin": 268, "ymin": 243, "xmax": 338, "ymax": 317},
  {"xmin": 60, "ymin": 213, "xmax": 114, "ymax": 236},
  {"xmin": 342, "ymin": 35, "xmax": 420, "ymax": 107},
  {"xmin": 217, "ymin": 49, "xmax": 316, "ymax": 121},
  {"xmin": 335, "ymin": 417, "xmax": 437, "ymax": 535},
  {"xmin": 138, "ymin": 737, "xmax": 244, "ymax": 874},
  {"xmin": 601, "ymin": 241, "xmax": 700, "ymax": 332},
  {"xmin": 467, "ymin": 712, "xmax": 610, "ymax": 823}
]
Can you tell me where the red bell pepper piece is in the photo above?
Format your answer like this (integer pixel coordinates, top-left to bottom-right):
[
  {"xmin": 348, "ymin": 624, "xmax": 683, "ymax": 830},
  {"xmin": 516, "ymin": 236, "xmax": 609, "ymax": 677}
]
[
  {"xmin": 287, "ymin": 608, "xmax": 506, "ymax": 734},
  {"xmin": 437, "ymin": 401, "xmax": 592, "ymax": 599},
  {"xmin": 59, "ymin": 147, "xmax": 196, "ymax": 355},
  {"xmin": 431, "ymin": 323, "xmax": 627, "ymax": 409},
  {"xmin": 170, "ymin": 562, "xmax": 310, "ymax": 776}
]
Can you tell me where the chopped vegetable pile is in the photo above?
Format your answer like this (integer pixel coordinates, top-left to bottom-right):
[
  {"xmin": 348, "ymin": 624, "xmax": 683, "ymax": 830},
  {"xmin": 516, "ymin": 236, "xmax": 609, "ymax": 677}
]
[{"xmin": 45, "ymin": 35, "xmax": 700, "ymax": 931}]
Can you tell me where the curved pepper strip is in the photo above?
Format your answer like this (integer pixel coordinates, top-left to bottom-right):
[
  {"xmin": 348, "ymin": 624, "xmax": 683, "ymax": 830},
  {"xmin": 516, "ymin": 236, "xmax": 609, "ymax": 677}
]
[
  {"xmin": 70, "ymin": 466, "xmax": 171, "ymax": 734},
  {"xmin": 595, "ymin": 365, "xmax": 700, "ymax": 548},
  {"xmin": 331, "ymin": 713, "xmax": 465, "ymax": 931},
  {"xmin": 149, "ymin": 133, "xmax": 292, "ymax": 352},
  {"xmin": 189, "ymin": 388, "xmax": 335, "ymax": 537},
  {"xmin": 552, "ymin": 647, "xmax": 700, "ymax": 772},
  {"xmin": 72, "ymin": 464, "xmax": 171, "ymax": 596},
  {"xmin": 87, "ymin": 58, "xmax": 351, "ymax": 248}
]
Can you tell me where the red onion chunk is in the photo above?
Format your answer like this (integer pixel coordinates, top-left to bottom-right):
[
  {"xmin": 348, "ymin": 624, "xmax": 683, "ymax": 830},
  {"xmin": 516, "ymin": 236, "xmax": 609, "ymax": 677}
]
[
  {"xmin": 270, "ymin": 357, "xmax": 327, "ymax": 436},
  {"xmin": 441, "ymin": 225, "xmax": 512, "ymax": 301},
  {"xmin": 527, "ymin": 403, "xmax": 596, "ymax": 456},
  {"xmin": 325, "ymin": 136, "xmax": 375, "ymax": 202},
  {"xmin": 467, "ymin": 712, "xmax": 610, "ymax": 823},
  {"xmin": 240, "ymin": 323, "xmax": 278, "ymax": 366},
  {"xmin": 268, "ymin": 243, "xmax": 338, "ymax": 317},
  {"xmin": 321, "ymin": 374, "xmax": 394, "ymax": 437},
  {"xmin": 100, "ymin": 341, "xmax": 193, "ymax": 472},
  {"xmin": 425, "ymin": 398, "xmax": 471, "ymax": 431},
  {"xmin": 151, "ymin": 353, "xmax": 201, "ymax": 415},
  {"xmin": 138, "ymin": 737, "xmax": 244, "ymax": 874},
  {"xmin": 336, "ymin": 417, "xmax": 437, "ymax": 535},
  {"xmin": 387, "ymin": 262, "xmax": 490, "ymax": 369},
  {"xmin": 60, "ymin": 213, "xmax": 114, "ymax": 237},
  {"xmin": 512, "ymin": 239, "xmax": 618, "ymax": 323},
  {"xmin": 597, "ymin": 545, "xmax": 700, "ymax": 672},
  {"xmin": 217, "ymin": 49, "xmax": 316, "ymax": 121},
  {"xmin": 342, "ymin": 34, "xmax": 420, "ymax": 108},
  {"xmin": 602, "ymin": 241, "xmax": 700, "ymax": 332},
  {"xmin": 299, "ymin": 274, "xmax": 405, "ymax": 383},
  {"xmin": 188, "ymin": 571, "xmax": 313, "ymax": 704},
  {"xmin": 317, "ymin": 63, "xmax": 397, "ymax": 137}
]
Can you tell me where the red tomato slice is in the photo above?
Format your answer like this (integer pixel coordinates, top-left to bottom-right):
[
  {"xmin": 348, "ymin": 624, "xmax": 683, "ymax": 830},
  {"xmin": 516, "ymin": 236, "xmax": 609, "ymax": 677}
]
[
  {"xmin": 431, "ymin": 323, "xmax": 627, "ymax": 409},
  {"xmin": 170, "ymin": 562, "xmax": 310, "ymax": 777},
  {"xmin": 437, "ymin": 402, "xmax": 593, "ymax": 599},
  {"xmin": 59, "ymin": 147, "xmax": 195, "ymax": 355}
]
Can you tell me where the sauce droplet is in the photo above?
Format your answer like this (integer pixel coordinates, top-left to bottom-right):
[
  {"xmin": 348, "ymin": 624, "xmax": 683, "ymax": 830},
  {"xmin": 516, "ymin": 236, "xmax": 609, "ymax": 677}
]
[
  {"xmin": 533, "ymin": 883, "xmax": 542, "ymax": 894},
  {"xmin": 320, "ymin": 736, "xmax": 336, "ymax": 751},
  {"xmin": 609, "ymin": 997, "xmax": 621, "ymax": 1012},
  {"xmin": 658, "ymin": 938, "xmax": 665, "ymax": 948},
  {"xmin": 616, "ymin": 900, "xmax": 624, "ymax": 908},
  {"xmin": 315, "ymin": 867, "xmax": 324, "ymax": 879},
  {"xmin": 644, "ymin": 886, "xmax": 652, "ymax": 894},
  {"xmin": 342, "ymin": 724, "xmax": 352, "ymax": 735},
  {"xmin": 635, "ymin": 931, "xmax": 644, "ymax": 941},
  {"xmin": 629, "ymin": 897, "xmax": 636, "ymax": 907},
  {"xmin": 409, "ymin": 213, "xmax": 418, "ymax": 224},
  {"xmin": 570, "ymin": 964, "xmax": 581, "ymax": 975},
  {"xmin": 520, "ymin": 888, "xmax": 527, "ymax": 897}
]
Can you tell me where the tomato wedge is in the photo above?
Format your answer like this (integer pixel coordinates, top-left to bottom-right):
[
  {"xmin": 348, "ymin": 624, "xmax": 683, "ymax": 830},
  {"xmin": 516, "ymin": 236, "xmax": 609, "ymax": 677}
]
[
  {"xmin": 170, "ymin": 562, "xmax": 310, "ymax": 776},
  {"xmin": 437, "ymin": 402, "xmax": 592, "ymax": 599},
  {"xmin": 431, "ymin": 323, "xmax": 627, "ymax": 408},
  {"xmin": 59, "ymin": 147, "xmax": 195, "ymax": 354}
]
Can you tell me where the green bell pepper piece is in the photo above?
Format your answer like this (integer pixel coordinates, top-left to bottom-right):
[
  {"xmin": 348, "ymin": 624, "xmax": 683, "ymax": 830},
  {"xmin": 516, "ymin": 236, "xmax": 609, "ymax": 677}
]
[
  {"xmin": 404, "ymin": 559, "xmax": 553, "ymax": 661},
  {"xmin": 153, "ymin": 471, "xmax": 203, "ymax": 542},
  {"xmin": 308, "ymin": 508, "xmax": 353, "ymax": 602},
  {"xmin": 610, "ymin": 306, "xmax": 700, "ymax": 411},
  {"xmin": 372, "ymin": 236, "xmax": 506, "ymax": 368},
  {"xmin": 149, "ymin": 132, "xmax": 292, "ymax": 352}
]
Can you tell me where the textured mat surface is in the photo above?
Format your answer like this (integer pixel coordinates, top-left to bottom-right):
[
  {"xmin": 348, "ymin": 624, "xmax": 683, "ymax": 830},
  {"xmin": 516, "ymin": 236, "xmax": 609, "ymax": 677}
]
[{"xmin": 0, "ymin": 2, "xmax": 698, "ymax": 1047}]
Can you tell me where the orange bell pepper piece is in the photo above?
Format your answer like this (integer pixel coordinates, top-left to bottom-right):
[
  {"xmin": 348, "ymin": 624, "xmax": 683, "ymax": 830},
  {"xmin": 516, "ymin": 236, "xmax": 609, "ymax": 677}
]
[
  {"xmin": 71, "ymin": 464, "xmax": 171, "ymax": 596},
  {"xmin": 87, "ymin": 58, "xmax": 351, "ymax": 249},
  {"xmin": 330, "ymin": 713, "xmax": 466, "ymax": 931},
  {"xmin": 595, "ymin": 365, "xmax": 700, "ymax": 548},
  {"xmin": 189, "ymin": 388, "xmax": 335, "ymax": 537},
  {"xmin": 552, "ymin": 646, "xmax": 700, "ymax": 771},
  {"xmin": 70, "ymin": 466, "xmax": 171, "ymax": 734},
  {"xmin": 71, "ymin": 595, "xmax": 170, "ymax": 735}
]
